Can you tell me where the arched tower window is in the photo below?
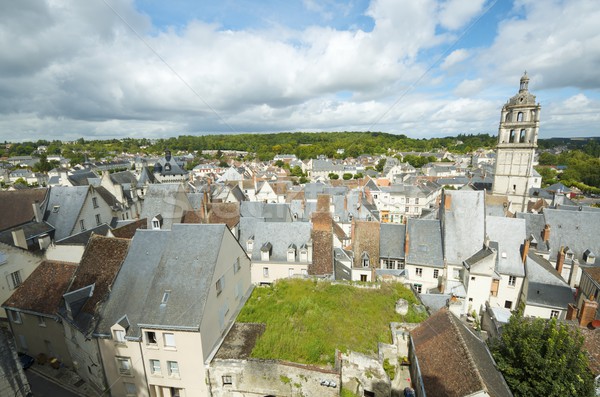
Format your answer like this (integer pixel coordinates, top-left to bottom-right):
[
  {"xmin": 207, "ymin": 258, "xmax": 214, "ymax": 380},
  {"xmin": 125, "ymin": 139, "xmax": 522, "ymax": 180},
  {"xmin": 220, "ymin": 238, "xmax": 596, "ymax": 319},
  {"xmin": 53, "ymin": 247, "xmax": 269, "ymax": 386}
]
[
  {"xmin": 517, "ymin": 112, "xmax": 524, "ymax": 122},
  {"xmin": 520, "ymin": 129, "xmax": 526, "ymax": 143},
  {"xmin": 509, "ymin": 130, "xmax": 516, "ymax": 143},
  {"xmin": 505, "ymin": 112, "xmax": 511, "ymax": 122}
]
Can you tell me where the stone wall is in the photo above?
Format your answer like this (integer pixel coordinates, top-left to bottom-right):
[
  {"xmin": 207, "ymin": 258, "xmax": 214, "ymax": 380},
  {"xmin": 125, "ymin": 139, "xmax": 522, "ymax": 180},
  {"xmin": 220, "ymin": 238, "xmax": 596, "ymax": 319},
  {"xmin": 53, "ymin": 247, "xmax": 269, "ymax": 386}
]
[{"xmin": 208, "ymin": 358, "xmax": 340, "ymax": 397}]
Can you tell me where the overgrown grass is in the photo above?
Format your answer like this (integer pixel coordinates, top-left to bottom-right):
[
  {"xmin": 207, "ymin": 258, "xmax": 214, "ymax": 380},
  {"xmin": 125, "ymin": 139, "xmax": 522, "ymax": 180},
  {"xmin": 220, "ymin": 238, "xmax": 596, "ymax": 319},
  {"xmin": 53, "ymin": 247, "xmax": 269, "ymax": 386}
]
[{"xmin": 236, "ymin": 279, "xmax": 426, "ymax": 366}]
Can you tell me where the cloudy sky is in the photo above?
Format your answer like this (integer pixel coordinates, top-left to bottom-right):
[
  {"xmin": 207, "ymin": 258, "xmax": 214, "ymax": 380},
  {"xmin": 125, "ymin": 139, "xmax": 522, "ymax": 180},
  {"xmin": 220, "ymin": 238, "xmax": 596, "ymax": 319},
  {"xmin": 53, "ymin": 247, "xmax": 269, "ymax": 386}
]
[{"xmin": 1, "ymin": 0, "xmax": 599, "ymax": 142}]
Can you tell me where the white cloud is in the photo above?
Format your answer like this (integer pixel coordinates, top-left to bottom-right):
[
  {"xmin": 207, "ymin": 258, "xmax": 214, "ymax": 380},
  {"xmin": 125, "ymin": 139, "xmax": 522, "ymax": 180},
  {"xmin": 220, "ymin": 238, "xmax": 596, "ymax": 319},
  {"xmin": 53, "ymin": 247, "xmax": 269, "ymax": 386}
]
[
  {"xmin": 441, "ymin": 49, "xmax": 470, "ymax": 70},
  {"xmin": 438, "ymin": 0, "xmax": 486, "ymax": 30},
  {"xmin": 0, "ymin": 0, "xmax": 598, "ymax": 141}
]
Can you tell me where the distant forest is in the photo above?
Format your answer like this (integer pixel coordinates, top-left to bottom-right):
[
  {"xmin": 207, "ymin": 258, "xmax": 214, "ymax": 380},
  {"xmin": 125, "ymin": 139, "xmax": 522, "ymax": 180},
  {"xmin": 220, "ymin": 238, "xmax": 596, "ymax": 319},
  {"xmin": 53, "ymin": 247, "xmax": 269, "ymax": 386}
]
[{"xmin": 3, "ymin": 132, "xmax": 600, "ymax": 192}]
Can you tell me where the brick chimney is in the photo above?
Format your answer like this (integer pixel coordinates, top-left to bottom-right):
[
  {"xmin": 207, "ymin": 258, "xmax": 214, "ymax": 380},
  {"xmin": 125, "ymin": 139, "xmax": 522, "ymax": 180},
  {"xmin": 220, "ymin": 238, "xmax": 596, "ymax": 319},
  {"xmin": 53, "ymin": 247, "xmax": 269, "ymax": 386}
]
[
  {"xmin": 579, "ymin": 299, "xmax": 598, "ymax": 328},
  {"xmin": 566, "ymin": 303, "xmax": 578, "ymax": 321},
  {"xmin": 541, "ymin": 224, "xmax": 551, "ymax": 242},
  {"xmin": 569, "ymin": 259, "xmax": 580, "ymax": 288},
  {"xmin": 521, "ymin": 238, "xmax": 530, "ymax": 264},
  {"xmin": 556, "ymin": 246, "xmax": 565, "ymax": 276},
  {"xmin": 444, "ymin": 193, "xmax": 452, "ymax": 210},
  {"xmin": 404, "ymin": 231, "xmax": 410, "ymax": 256}
]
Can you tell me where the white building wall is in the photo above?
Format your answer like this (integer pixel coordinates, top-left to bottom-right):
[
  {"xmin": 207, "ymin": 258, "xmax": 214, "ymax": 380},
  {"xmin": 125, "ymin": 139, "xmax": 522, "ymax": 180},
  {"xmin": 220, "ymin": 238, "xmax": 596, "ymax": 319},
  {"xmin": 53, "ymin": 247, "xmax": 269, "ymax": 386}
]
[{"xmin": 251, "ymin": 261, "xmax": 309, "ymax": 284}]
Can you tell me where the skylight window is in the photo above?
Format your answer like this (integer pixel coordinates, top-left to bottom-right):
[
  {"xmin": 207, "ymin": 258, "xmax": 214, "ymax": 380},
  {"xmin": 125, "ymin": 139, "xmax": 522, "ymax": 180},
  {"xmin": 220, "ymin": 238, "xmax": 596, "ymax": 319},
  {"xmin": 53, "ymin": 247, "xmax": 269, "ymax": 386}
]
[{"xmin": 161, "ymin": 290, "xmax": 171, "ymax": 305}]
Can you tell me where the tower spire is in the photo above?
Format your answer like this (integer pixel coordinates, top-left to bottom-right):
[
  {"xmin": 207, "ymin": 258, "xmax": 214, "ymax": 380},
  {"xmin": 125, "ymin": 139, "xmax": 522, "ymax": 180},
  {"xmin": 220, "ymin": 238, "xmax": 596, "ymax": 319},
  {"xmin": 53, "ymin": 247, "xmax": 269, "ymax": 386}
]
[{"xmin": 519, "ymin": 71, "xmax": 529, "ymax": 92}]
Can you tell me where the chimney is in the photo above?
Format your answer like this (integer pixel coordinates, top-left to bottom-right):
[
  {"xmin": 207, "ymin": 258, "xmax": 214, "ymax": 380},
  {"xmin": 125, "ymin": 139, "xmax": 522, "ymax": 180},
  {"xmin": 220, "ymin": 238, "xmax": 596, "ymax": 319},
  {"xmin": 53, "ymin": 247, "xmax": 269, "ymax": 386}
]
[
  {"xmin": 579, "ymin": 299, "xmax": 598, "ymax": 328},
  {"xmin": 32, "ymin": 201, "xmax": 42, "ymax": 223},
  {"xmin": 566, "ymin": 303, "xmax": 578, "ymax": 321},
  {"xmin": 569, "ymin": 259, "xmax": 580, "ymax": 288},
  {"xmin": 541, "ymin": 224, "xmax": 551, "ymax": 242},
  {"xmin": 11, "ymin": 229, "xmax": 28, "ymax": 250},
  {"xmin": 444, "ymin": 193, "xmax": 452, "ymax": 210},
  {"xmin": 404, "ymin": 231, "xmax": 410, "ymax": 256},
  {"xmin": 521, "ymin": 238, "xmax": 530, "ymax": 264},
  {"xmin": 556, "ymin": 246, "xmax": 565, "ymax": 277}
]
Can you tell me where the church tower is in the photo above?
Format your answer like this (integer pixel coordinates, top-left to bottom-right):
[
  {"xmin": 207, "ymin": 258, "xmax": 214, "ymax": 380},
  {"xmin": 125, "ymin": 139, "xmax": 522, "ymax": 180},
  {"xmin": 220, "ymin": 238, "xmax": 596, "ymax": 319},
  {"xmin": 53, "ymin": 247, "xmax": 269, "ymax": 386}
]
[{"xmin": 492, "ymin": 72, "xmax": 541, "ymax": 212}]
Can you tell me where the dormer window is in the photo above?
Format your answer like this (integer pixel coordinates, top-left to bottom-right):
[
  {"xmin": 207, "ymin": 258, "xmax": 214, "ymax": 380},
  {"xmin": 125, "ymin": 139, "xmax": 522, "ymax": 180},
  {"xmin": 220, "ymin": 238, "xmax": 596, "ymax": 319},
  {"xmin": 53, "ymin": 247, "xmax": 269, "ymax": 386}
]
[
  {"xmin": 565, "ymin": 247, "xmax": 574, "ymax": 261},
  {"xmin": 300, "ymin": 245, "xmax": 308, "ymax": 262},
  {"xmin": 152, "ymin": 215, "xmax": 163, "ymax": 230},
  {"xmin": 246, "ymin": 236, "xmax": 254, "ymax": 252},
  {"xmin": 361, "ymin": 252, "xmax": 370, "ymax": 268},
  {"xmin": 260, "ymin": 242, "xmax": 272, "ymax": 261},
  {"xmin": 164, "ymin": 163, "xmax": 171, "ymax": 171},
  {"xmin": 287, "ymin": 244, "xmax": 296, "ymax": 262},
  {"xmin": 584, "ymin": 249, "xmax": 596, "ymax": 265}
]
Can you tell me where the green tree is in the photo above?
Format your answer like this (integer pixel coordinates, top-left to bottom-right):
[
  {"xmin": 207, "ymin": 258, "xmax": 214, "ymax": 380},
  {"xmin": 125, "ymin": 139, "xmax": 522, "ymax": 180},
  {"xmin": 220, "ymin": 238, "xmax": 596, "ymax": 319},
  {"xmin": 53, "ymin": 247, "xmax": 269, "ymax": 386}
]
[
  {"xmin": 489, "ymin": 312, "xmax": 594, "ymax": 397},
  {"xmin": 328, "ymin": 173, "xmax": 339, "ymax": 180},
  {"xmin": 342, "ymin": 173, "xmax": 353, "ymax": 180},
  {"xmin": 375, "ymin": 158, "xmax": 386, "ymax": 173}
]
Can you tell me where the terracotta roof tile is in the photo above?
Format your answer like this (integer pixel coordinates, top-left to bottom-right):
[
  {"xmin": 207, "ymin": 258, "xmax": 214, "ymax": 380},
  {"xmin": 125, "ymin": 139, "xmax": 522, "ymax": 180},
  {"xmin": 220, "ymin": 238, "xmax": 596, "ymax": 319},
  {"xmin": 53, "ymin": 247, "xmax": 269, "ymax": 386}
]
[
  {"xmin": 0, "ymin": 188, "xmax": 48, "ymax": 231},
  {"xmin": 68, "ymin": 235, "xmax": 130, "ymax": 315},
  {"xmin": 2, "ymin": 261, "xmax": 76, "ymax": 315},
  {"xmin": 111, "ymin": 219, "xmax": 147, "ymax": 239}
]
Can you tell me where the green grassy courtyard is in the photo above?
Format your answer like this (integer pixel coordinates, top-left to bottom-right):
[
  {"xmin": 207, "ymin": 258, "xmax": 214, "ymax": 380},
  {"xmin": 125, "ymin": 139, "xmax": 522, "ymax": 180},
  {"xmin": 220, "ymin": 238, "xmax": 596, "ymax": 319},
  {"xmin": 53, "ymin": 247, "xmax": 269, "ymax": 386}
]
[{"xmin": 236, "ymin": 279, "xmax": 426, "ymax": 366}]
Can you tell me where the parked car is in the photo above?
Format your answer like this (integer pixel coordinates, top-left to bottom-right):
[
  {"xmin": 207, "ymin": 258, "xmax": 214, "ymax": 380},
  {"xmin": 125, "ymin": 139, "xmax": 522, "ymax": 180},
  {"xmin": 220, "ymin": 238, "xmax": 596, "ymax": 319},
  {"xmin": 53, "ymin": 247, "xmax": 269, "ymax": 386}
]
[
  {"xmin": 404, "ymin": 387, "xmax": 415, "ymax": 397},
  {"xmin": 18, "ymin": 353, "xmax": 35, "ymax": 370}
]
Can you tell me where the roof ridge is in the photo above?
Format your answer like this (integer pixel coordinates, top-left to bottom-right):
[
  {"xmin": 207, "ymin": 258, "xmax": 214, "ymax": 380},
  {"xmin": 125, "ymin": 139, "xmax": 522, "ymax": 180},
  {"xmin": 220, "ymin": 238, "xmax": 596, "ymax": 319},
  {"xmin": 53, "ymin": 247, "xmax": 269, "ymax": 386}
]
[{"xmin": 448, "ymin": 312, "xmax": 487, "ymax": 393}]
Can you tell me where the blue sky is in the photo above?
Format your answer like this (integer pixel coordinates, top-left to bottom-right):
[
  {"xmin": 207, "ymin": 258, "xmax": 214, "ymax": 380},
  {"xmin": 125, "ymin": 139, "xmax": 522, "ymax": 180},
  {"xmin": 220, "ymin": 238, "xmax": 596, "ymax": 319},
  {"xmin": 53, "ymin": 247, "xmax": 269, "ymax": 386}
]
[{"xmin": 0, "ymin": 0, "xmax": 599, "ymax": 142}]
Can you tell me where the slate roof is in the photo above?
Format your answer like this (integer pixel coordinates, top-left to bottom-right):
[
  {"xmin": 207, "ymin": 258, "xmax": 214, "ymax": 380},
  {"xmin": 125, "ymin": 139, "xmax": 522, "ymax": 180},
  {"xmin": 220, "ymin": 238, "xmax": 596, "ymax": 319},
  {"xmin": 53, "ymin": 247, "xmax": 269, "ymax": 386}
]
[
  {"xmin": 44, "ymin": 186, "xmax": 90, "ymax": 241},
  {"xmin": 379, "ymin": 223, "xmax": 406, "ymax": 260},
  {"xmin": 406, "ymin": 219, "xmax": 443, "ymax": 268},
  {"xmin": 238, "ymin": 217, "xmax": 311, "ymax": 262},
  {"xmin": 109, "ymin": 171, "xmax": 137, "ymax": 185},
  {"xmin": 2, "ymin": 261, "xmax": 76, "ymax": 316},
  {"xmin": 525, "ymin": 253, "xmax": 574, "ymax": 309},
  {"xmin": 0, "ymin": 221, "xmax": 55, "ymax": 248},
  {"xmin": 543, "ymin": 207, "xmax": 600, "ymax": 265},
  {"xmin": 94, "ymin": 224, "xmax": 229, "ymax": 338},
  {"xmin": 68, "ymin": 170, "xmax": 99, "ymax": 186},
  {"xmin": 139, "ymin": 184, "xmax": 191, "ymax": 229},
  {"xmin": 442, "ymin": 190, "xmax": 485, "ymax": 265},
  {"xmin": 487, "ymin": 216, "xmax": 526, "ymax": 277},
  {"xmin": 411, "ymin": 308, "xmax": 512, "ymax": 397},
  {"xmin": 60, "ymin": 235, "xmax": 130, "ymax": 334},
  {"xmin": 240, "ymin": 202, "xmax": 292, "ymax": 222},
  {"xmin": 0, "ymin": 188, "xmax": 48, "ymax": 232},
  {"xmin": 56, "ymin": 224, "xmax": 111, "ymax": 245},
  {"xmin": 138, "ymin": 166, "xmax": 158, "ymax": 185}
]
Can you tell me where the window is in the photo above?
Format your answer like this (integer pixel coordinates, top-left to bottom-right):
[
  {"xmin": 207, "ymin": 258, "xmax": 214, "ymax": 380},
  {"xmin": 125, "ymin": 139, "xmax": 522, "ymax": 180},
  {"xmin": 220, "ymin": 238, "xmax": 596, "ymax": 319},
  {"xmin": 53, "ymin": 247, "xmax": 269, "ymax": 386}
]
[
  {"xmin": 38, "ymin": 316, "xmax": 46, "ymax": 327},
  {"xmin": 163, "ymin": 333, "xmax": 175, "ymax": 348},
  {"xmin": 289, "ymin": 268, "xmax": 294, "ymax": 277},
  {"xmin": 433, "ymin": 269, "xmax": 439, "ymax": 279},
  {"xmin": 95, "ymin": 214, "xmax": 101, "ymax": 225},
  {"xmin": 8, "ymin": 310, "xmax": 22, "ymax": 324},
  {"xmin": 150, "ymin": 359, "xmax": 161, "ymax": 375},
  {"xmin": 80, "ymin": 219, "xmax": 86, "ymax": 231},
  {"xmin": 233, "ymin": 258, "xmax": 241, "ymax": 274},
  {"xmin": 167, "ymin": 361, "xmax": 179, "ymax": 377},
  {"xmin": 92, "ymin": 197, "xmax": 98, "ymax": 208},
  {"xmin": 405, "ymin": 207, "xmax": 409, "ymax": 213},
  {"xmin": 415, "ymin": 268, "xmax": 423, "ymax": 277},
  {"xmin": 222, "ymin": 375, "xmax": 233, "ymax": 386},
  {"xmin": 124, "ymin": 382, "xmax": 136, "ymax": 396},
  {"xmin": 415, "ymin": 198, "xmax": 419, "ymax": 205},
  {"xmin": 385, "ymin": 259, "xmax": 394, "ymax": 270},
  {"xmin": 550, "ymin": 310, "xmax": 560, "ymax": 319},
  {"xmin": 361, "ymin": 252, "xmax": 370, "ymax": 268},
  {"xmin": 152, "ymin": 220, "xmax": 160, "ymax": 229},
  {"xmin": 263, "ymin": 267, "xmax": 269, "ymax": 278},
  {"xmin": 519, "ymin": 129, "xmax": 526, "ymax": 143},
  {"xmin": 8, "ymin": 270, "xmax": 22, "ymax": 289},
  {"xmin": 508, "ymin": 276, "xmax": 516, "ymax": 287},
  {"xmin": 510, "ymin": 129, "xmax": 516, "ymax": 143},
  {"xmin": 145, "ymin": 331, "xmax": 157, "ymax": 346},
  {"xmin": 114, "ymin": 330, "xmax": 126, "ymax": 343},
  {"xmin": 216, "ymin": 276, "xmax": 224, "ymax": 295},
  {"xmin": 504, "ymin": 300, "xmax": 512, "ymax": 309},
  {"xmin": 161, "ymin": 291, "xmax": 170, "ymax": 305},
  {"xmin": 414, "ymin": 284, "xmax": 422, "ymax": 293},
  {"xmin": 360, "ymin": 275, "xmax": 368, "ymax": 282},
  {"xmin": 116, "ymin": 357, "xmax": 132, "ymax": 376},
  {"xmin": 517, "ymin": 112, "xmax": 523, "ymax": 122}
]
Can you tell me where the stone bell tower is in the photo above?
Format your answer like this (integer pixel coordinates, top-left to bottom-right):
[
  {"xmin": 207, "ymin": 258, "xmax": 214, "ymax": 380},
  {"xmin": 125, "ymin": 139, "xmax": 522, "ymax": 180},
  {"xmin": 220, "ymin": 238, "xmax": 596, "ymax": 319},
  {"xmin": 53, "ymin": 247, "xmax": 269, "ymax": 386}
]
[{"xmin": 492, "ymin": 72, "xmax": 541, "ymax": 212}]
